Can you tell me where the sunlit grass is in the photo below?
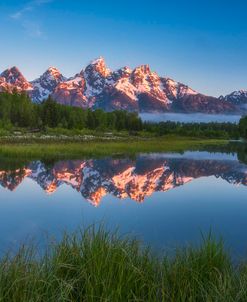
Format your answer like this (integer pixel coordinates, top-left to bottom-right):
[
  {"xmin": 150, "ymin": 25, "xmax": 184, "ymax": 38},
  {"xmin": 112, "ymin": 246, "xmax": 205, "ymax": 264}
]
[
  {"xmin": 0, "ymin": 136, "xmax": 227, "ymax": 160},
  {"xmin": 0, "ymin": 227, "xmax": 246, "ymax": 301}
]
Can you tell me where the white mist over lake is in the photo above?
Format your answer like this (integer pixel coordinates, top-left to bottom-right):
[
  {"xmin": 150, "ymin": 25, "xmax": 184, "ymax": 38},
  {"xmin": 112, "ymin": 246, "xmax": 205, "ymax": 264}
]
[{"xmin": 140, "ymin": 113, "xmax": 242, "ymax": 123}]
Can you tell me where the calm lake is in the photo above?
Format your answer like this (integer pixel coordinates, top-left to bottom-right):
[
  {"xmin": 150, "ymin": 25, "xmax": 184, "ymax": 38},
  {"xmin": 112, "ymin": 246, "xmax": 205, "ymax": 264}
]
[{"xmin": 0, "ymin": 145, "xmax": 247, "ymax": 257}]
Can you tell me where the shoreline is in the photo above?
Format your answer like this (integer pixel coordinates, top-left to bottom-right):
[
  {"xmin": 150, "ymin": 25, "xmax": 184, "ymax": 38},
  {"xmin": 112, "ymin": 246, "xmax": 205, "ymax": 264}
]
[{"xmin": 0, "ymin": 136, "xmax": 228, "ymax": 159}]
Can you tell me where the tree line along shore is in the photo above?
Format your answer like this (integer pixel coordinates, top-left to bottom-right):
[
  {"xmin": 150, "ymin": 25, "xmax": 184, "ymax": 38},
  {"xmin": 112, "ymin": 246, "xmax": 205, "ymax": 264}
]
[{"xmin": 0, "ymin": 92, "xmax": 246, "ymax": 140}]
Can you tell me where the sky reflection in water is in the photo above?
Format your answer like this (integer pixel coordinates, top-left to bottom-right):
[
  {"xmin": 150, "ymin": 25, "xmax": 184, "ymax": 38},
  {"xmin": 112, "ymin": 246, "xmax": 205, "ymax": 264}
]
[{"xmin": 0, "ymin": 150, "xmax": 246, "ymax": 257}]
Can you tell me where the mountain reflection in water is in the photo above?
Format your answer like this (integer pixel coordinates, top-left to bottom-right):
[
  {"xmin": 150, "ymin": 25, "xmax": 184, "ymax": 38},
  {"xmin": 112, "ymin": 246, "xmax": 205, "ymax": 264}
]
[{"xmin": 0, "ymin": 152, "xmax": 246, "ymax": 206}]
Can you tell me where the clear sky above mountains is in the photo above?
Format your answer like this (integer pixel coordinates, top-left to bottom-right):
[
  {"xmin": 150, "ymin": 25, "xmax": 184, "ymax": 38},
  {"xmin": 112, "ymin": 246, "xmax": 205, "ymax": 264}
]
[{"xmin": 0, "ymin": 0, "xmax": 246, "ymax": 96}]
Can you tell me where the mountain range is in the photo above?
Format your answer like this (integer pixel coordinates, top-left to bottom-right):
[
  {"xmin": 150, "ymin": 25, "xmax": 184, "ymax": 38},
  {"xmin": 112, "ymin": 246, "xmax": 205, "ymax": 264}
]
[
  {"xmin": 0, "ymin": 57, "xmax": 246, "ymax": 114},
  {"xmin": 0, "ymin": 155, "xmax": 246, "ymax": 206}
]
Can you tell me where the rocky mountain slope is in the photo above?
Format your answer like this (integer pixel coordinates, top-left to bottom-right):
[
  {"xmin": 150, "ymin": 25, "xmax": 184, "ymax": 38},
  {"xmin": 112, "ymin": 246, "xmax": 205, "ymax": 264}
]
[{"xmin": 0, "ymin": 57, "xmax": 244, "ymax": 113}]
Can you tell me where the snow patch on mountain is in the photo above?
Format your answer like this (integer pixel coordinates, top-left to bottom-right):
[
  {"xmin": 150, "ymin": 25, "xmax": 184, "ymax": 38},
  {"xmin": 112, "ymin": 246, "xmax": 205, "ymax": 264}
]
[
  {"xmin": 114, "ymin": 78, "xmax": 138, "ymax": 101},
  {"xmin": 0, "ymin": 67, "xmax": 32, "ymax": 92},
  {"xmin": 0, "ymin": 58, "xmax": 243, "ymax": 113},
  {"xmin": 222, "ymin": 90, "xmax": 247, "ymax": 105},
  {"xmin": 31, "ymin": 67, "xmax": 66, "ymax": 103},
  {"xmin": 162, "ymin": 78, "xmax": 198, "ymax": 99}
]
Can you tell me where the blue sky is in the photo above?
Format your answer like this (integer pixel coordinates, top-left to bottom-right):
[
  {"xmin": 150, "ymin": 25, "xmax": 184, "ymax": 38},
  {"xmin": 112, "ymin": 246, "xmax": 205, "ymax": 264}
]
[{"xmin": 0, "ymin": 0, "xmax": 246, "ymax": 96}]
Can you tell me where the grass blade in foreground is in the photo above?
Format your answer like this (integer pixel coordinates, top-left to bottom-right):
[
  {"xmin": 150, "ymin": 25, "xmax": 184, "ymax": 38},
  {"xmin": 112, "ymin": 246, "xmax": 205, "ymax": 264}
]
[{"xmin": 0, "ymin": 227, "xmax": 245, "ymax": 301}]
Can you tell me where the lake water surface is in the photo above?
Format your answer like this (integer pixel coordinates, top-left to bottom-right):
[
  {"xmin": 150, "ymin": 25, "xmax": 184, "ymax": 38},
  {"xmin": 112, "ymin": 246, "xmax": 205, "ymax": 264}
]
[{"xmin": 0, "ymin": 147, "xmax": 247, "ymax": 257}]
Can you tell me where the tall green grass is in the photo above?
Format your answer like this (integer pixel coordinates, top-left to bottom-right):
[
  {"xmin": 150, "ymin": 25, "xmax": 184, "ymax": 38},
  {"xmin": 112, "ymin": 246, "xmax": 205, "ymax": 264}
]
[{"xmin": 0, "ymin": 227, "xmax": 247, "ymax": 301}]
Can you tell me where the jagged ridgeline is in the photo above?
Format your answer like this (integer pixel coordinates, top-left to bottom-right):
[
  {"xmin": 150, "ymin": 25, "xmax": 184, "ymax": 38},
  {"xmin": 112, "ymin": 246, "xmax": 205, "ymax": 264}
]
[{"xmin": 0, "ymin": 57, "xmax": 246, "ymax": 113}]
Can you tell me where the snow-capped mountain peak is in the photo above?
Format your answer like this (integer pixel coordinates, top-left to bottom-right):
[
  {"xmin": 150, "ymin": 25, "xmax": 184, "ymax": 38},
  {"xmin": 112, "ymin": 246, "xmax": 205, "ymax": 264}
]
[
  {"xmin": 0, "ymin": 66, "xmax": 32, "ymax": 92},
  {"xmin": 0, "ymin": 58, "xmax": 241, "ymax": 113},
  {"xmin": 86, "ymin": 57, "xmax": 111, "ymax": 77},
  {"xmin": 44, "ymin": 67, "xmax": 64, "ymax": 79},
  {"xmin": 84, "ymin": 57, "xmax": 112, "ymax": 99},
  {"xmin": 1, "ymin": 66, "xmax": 22, "ymax": 83},
  {"xmin": 221, "ymin": 90, "xmax": 247, "ymax": 106},
  {"xmin": 51, "ymin": 72, "xmax": 88, "ymax": 108},
  {"xmin": 30, "ymin": 67, "xmax": 66, "ymax": 103},
  {"xmin": 133, "ymin": 64, "xmax": 151, "ymax": 74},
  {"xmin": 162, "ymin": 77, "xmax": 198, "ymax": 100}
]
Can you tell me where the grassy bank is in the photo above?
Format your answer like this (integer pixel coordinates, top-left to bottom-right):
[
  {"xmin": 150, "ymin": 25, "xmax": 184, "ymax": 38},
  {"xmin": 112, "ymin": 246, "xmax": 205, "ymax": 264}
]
[
  {"xmin": 0, "ymin": 136, "xmax": 227, "ymax": 160},
  {"xmin": 0, "ymin": 227, "xmax": 246, "ymax": 301}
]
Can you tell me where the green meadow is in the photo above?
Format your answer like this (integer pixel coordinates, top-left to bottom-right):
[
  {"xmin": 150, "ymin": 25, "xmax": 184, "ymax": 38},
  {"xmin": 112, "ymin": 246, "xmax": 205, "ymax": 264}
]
[{"xmin": 0, "ymin": 136, "xmax": 227, "ymax": 160}]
